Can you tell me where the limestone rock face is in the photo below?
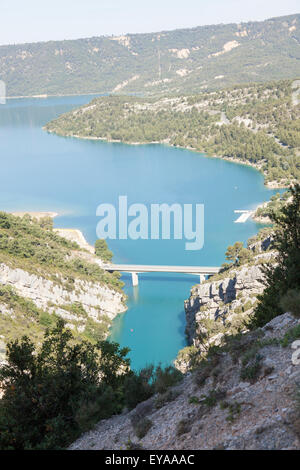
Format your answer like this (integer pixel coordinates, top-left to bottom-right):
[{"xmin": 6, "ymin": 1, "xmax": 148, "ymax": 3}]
[
  {"xmin": 184, "ymin": 263, "xmax": 266, "ymax": 347},
  {"xmin": 248, "ymin": 234, "xmax": 274, "ymax": 252},
  {"xmin": 0, "ymin": 263, "xmax": 126, "ymax": 328}
]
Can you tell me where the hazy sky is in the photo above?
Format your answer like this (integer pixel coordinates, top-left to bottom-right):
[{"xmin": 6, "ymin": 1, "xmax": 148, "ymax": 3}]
[{"xmin": 0, "ymin": 0, "xmax": 299, "ymax": 45}]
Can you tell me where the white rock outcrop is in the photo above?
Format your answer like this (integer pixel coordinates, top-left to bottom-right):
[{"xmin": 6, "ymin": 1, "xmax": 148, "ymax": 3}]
[
  {"xmin": 0, "ymin": 263, "xmax": 126, "ymax": 325},
  {"xmin": 184, "ymin": 263, "xmax": 266, "ymax": 346}
]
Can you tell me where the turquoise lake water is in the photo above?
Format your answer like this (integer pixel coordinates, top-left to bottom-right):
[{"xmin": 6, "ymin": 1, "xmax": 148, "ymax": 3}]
[{"xmin": 0, "ymin": 95, "xmax": 280, "ymax": 370}]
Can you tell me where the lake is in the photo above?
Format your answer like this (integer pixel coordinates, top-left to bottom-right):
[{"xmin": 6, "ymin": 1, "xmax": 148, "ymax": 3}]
[{"xmin": 0, "ymin": 95, "xmax": 279, "ymax": 370}]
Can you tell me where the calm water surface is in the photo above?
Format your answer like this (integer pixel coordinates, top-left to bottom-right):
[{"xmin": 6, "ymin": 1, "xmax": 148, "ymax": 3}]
[{"xmin": 0, "ymin": 96, "xmax": 280, "ymax": 370}]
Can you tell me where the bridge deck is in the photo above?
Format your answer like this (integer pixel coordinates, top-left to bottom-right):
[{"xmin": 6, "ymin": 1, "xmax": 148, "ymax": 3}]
[{"xmin": 103, "ymin": 264, "xmax": 220, "ymax": 275}]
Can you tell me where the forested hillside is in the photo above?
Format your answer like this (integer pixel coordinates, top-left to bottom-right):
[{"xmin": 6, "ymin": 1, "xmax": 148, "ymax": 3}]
[
  {"xmin": 1, "ymin": 14, "xmax": 300, "ymax": 97},
  {"xmin": 45, "ymin": 79, "xmax": 300, "ymax": 187}
]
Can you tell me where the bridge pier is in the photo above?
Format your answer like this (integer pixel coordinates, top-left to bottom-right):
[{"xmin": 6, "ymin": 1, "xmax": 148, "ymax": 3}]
[
  {"xmin": 199, "ymin": 274, "xmax": 206, "ymax": 284},
  {"xmin": 131, "ymin": 272, "xmax": 139, "ymax": 287}
]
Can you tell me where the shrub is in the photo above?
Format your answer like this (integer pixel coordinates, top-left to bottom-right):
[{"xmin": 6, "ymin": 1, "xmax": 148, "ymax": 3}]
[
  {"xmin": 39, "ymin": 311, "xmax": 58, "ymax": 328},
  {"xmin": 124, "ymin": 366, "xmax": 155, "ymax": 410},
  {"xmin": 133, "ymin": 418, "xmax": 152, "ymax": 439},
  {"xmin": 280, "ymin": 324, "xmax": 300, "ymax": 348},
  {"xmin": 242, "ymin": 300, "xmax": 253, "ymax": 312},
  {"xmin": 240, "ymin": 353, "xmax": 262, "ymax": 383},
  {"xmin": 189, "ymin": 396, "xmax": 200, "ymax": 405},
  {"xmin": 124, "ymin": 364, "xmax": 182, "ymax": 410},
  {"xmin": 95, "ymin": 239, "xmax": 113, "ymax": 262},
  {"xmin": 220, "ymin": 401, "xmax": 241, "ymax": 423},
  {"xmin": 125, "ymin": 439, "xmax": 143, "ymax": 450},
  {"xmin": 155, "ymin": 389, "xmax": 180, "ymax": 409},
  {"xmin": 153, "ymin": 365, "xmax": 183, "ymax": 394},
  {"xmin": 225, "ymin": 242, "xmax": 253, "ymax": 266},
  {"xmin": 176, "ymin": 419, "xmax": 191, "ymax": 436},
  {"xmin": 83, "ymin": 318, "xmax": 109, "ymax": 343},
  {"xmin": 280, "ymin": 289, "xmax": 300, "ymax": 318},
  {"xmin": 193, "ymin": 354, "xmax": 220, "ymax": 386},
  {"xmin": 176, "ymin": 345, "xmax": 200, "ymax": 370},
  {"xmin": 201, "ymin": 388, "xmax": 227, "ymax": 407}
]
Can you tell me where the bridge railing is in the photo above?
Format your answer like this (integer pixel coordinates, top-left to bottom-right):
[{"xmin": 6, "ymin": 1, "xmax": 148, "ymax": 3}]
[{"xmin": 101, "ymin": 264, "xmax": 221, "ymax": 286}]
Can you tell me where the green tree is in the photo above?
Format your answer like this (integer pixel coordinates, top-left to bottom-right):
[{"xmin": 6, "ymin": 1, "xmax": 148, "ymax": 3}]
[
  {"xmin": 225, "ymin": 241, "xmax": 251, "ymax": 266},
  {"xmin": 0, "ymin": 319, "xmax": 181, "ymax": 450},
  {"xmin": 225, "ymin": 242, "xmax": 244, "ymax": 264},
  {"xmin": 250, "ymin": 184, "xmax": 300, "ymax": 328},
  {"xmin": 0, "ymin": 319, "xmax": 130, "ymax": 450},
  {"xmin": 95, "ymin": 239, "xmax": 113, "ymax": 262}
]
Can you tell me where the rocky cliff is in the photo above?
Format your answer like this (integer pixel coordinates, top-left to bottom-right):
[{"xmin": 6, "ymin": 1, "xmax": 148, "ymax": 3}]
[
  {"xmin": 170, "ymin": 231, "xmax": 279, "ymax": 373},
  {"xmin": 69, "ymin": 312, "xmax": 300, "ymax": 450},
  {"xmin": 0, "ymin": 262, "xmax": 125, "ymax": 331},
  {"xmin": 184, "ymin": 262, "xmax": 266, "ymax": 347},
  {"xmin": 184, "ymin": 262, "xmax": 274, "ymax": 362}
]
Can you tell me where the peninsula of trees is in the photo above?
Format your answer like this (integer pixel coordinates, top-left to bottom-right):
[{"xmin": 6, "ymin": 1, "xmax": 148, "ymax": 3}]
[{"xmin": 45, "ymin": 79, "xmax": 300, "ymax": 187}]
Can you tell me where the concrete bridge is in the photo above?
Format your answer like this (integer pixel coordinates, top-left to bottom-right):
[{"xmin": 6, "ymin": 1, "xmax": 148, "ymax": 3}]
[{"xmin": 103, "ymin": 264, "xmax": 221, "ymax": 286}]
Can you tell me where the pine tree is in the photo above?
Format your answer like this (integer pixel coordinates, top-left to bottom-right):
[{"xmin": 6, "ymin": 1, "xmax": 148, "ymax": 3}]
[{"xmin": 250, "ymin": 184, "xmax": 300, "ymax": 328}]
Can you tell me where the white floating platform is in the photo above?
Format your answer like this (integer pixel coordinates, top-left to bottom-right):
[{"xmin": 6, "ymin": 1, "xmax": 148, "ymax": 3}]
[{"xmin": 234, "ymin": 210, "xmax": 254, "ymax": 223}]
